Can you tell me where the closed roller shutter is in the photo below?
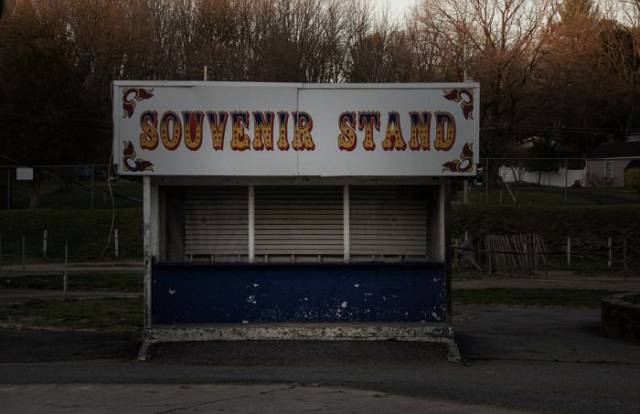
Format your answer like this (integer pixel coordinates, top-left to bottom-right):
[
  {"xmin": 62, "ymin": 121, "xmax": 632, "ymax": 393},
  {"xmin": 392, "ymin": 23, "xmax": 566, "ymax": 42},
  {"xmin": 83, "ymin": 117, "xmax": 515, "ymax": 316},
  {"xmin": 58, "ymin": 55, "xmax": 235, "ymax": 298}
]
[
  {"xmin": 350, "ymin": 186, "xmax": 428, "ymax": 260},
  {"xmin": 184, "ymin": 187, "xmax": 248, "ymax": 260},
  {"xmin": 255, "ymin": 186, "xmax": 343, "ymax": 261}
]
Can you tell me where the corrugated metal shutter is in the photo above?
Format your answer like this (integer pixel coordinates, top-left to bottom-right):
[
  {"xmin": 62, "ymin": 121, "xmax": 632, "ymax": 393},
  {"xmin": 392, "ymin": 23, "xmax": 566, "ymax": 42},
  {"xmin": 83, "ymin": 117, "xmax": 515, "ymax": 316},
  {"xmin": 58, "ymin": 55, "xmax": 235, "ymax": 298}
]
[
  {"xmin": 184, "ymin": 187, "xmax": 248, "ymax": 261},
  {"xmin": 255, "ymin": 186, "xmax": 343, "ymax": 261},
  {"xmin": 350, "ymin": 186, "xmax": 428, "ymax": 260}
]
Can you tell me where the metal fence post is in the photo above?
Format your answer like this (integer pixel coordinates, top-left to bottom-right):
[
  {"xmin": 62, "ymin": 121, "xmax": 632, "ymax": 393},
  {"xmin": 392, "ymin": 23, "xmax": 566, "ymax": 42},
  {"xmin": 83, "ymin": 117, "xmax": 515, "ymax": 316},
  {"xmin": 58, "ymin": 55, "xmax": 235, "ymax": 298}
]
[
  {"xmin": 486, "ymin": 236, "xmax": 492, "ymax": 275},
  {"xmin": 90, "ymin": 165, "xmax": 94, "ymax": 209},
  {"xmin": 6, "ymin": 168, "xmax": 10, "ymax": 209},
  {"xmin": 463, "ymin": 180, "xmax": 469, "ymax": 204},
  {"xmin": 607, "ymin": 237, "xmax": 613, "ymax": 269},
  {"xmin": 623, "ymin": 239, "xmax": 628, "ymax": 275},
  {"xmin": 63, "ymin": 241, "xmax": 68, "ymax": 299},
  {"xmin": 114, "ymin": 228, "xmax": 119, "ymax": 259},
  {"xmin": 42, "ymin": 229, "xmax": 48, "ymax": 258},
  {"xmin": 484, "ymin": 158, "xmax": 489, "ymax": 204},
  {"xmin": 529, "ymin": 233, "xmax": 534, "ymax": 279},
  {"xmin": 22, "ymin": 235, "xmax": 26, "ymax": 271},
  {"xmin": 566, "ymin": 236, "xmax": 571, "ymax": 268},
  {"xmin": 564, "ymin": 158, "xmax": 568, "ymax": 207}
]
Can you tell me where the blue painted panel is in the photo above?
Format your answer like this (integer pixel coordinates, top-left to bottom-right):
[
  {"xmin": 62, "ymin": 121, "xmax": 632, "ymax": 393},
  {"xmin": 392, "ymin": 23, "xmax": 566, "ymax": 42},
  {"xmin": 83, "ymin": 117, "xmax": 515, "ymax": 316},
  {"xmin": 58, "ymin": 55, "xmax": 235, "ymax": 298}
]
[{"xmin": 151, "ymin": 263, "xmax": 447, "ymax": 325}]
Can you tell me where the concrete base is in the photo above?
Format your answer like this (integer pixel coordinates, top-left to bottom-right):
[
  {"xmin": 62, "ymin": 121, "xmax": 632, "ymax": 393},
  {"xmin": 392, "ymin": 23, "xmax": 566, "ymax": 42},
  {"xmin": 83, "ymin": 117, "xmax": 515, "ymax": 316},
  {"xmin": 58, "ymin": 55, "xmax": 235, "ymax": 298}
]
[{"xmin": 138, "ymin": 323, "xmax": 461, "ymax": 362}]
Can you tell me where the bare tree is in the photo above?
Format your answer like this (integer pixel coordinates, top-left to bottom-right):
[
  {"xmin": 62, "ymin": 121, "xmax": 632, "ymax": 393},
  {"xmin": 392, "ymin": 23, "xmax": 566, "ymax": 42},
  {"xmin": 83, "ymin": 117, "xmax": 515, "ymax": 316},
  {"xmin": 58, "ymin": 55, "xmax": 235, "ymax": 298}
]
[{"xmin": 411, "ymin": 0, "xmax": 556, "ymax": 158}]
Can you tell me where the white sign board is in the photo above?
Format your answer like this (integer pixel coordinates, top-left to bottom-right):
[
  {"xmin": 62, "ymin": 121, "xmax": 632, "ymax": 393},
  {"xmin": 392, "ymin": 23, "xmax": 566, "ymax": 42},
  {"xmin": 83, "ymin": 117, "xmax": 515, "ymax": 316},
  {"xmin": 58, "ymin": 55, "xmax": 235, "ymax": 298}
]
[{"xmin": 113, "ymin": 82, "xmax": 479, "ymax": 177}]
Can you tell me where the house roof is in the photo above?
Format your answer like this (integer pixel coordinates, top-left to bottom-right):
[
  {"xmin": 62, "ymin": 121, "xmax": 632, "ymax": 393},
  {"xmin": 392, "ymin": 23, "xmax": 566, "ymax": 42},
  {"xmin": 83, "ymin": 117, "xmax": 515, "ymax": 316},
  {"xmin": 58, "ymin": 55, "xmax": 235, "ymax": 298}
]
[{"xmin": 589, "ymin": 142, "xmax": 640, "ymax": 158}]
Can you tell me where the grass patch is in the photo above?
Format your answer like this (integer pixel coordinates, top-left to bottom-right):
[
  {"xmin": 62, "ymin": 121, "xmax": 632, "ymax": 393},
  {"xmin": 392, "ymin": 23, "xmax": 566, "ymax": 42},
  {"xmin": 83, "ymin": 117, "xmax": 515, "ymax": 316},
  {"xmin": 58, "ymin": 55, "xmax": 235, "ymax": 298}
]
[
  {"xmin": 0, "ymin": 208, "xmax": 142, "ymax": 262},
  {"xmin": 451, "ymin": 204, "xmax": 640, "ymax": 271},
  {"xmin": 452, "ymin": 204, "xmax": 640, "ymax": 241},
  {"xmin": 0, "ymin": 288, "xmax": 613, "ymax": 332},
  {"xmin": 459, "ymin": 184, "xmax": 640, "ymax": 206},
  {"xmin": 8, "ymin": 179, "xmax": 142, "ymax": 210},
  {"xmin": 453, "ymin": 288, "xmax": 616, "ymax": 308},
  {"xmin": 2, "ymin": 203, "xmax": 640, "ymax": 269},
  {"xmin": 0, "ymin": 297, "xmax": 143, "ymax": 332},
  {"xmin": 1, "ymin": 272, "xmax": 142, "ymax": 292}
]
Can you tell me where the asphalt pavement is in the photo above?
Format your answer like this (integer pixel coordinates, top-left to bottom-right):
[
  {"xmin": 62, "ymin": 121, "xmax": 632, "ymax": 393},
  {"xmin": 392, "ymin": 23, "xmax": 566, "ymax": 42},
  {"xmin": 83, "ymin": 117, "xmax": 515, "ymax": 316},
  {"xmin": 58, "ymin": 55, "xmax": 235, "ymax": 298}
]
[
  {"xmin": 0, "ymin": 305, "xmax": 638, "ymax": 413},
  {"xmin": 0, "ymin": 384, "xmax": 529, "ymax": 414}
]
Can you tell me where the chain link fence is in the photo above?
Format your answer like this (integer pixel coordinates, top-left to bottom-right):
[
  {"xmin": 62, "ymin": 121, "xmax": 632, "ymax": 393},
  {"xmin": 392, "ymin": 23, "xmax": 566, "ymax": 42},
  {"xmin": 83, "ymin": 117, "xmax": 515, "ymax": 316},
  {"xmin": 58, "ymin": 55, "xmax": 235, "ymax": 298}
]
[
  {"xmin": 0, "ymin": 165, "xmax": 141, "ymax": 210},
  {"xmin": 452, "ymin": 157, "xmax": 640, "ymax": 276},
  {"xmin": 0, "ymin": 165, "xmax": 142, "ymax": 268},
  {"xmin": 1, "ymin": 160, "xmax": 639, "ymax": 273},
  {"xmin": 454, "ymin": 233, "xmax": 640, "ymax": 276},
  {"xmin": 3, "ymin": 158, "xmax": 638, "ymax": 211},
  {"xmin": 455, "ymin": 157, "xmax": 640, "ymax": 207}
]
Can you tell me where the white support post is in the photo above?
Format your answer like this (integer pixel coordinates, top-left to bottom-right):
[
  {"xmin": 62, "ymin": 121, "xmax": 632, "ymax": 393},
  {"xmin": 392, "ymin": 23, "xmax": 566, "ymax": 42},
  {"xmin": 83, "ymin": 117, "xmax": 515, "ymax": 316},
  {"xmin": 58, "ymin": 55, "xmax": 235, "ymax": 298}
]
[
  {"xmin": 343, "ymin": 184, "xmax": 350, "ymax": 263},
  {"xmin": 142, "ymin": 176, "xmax": 152, "ymax": 330},
  {"xmin": 566, "ymin": 236, "xmax": 571, "ymax": 268},
  {"xmin": 607, "ymin": 237, "xmax": 613, "ymax": 269},
  {"xmin": 248, "ymin": 185, "xmax": 255, "ymax": 263}
]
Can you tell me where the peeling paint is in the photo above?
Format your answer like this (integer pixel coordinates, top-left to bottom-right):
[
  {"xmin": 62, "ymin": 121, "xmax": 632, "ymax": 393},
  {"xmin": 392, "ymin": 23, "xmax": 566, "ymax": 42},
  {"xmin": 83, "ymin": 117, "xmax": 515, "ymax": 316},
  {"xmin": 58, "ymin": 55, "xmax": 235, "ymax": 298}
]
[{"xmin": 152, "ymin": 263, "xmax": 447, "ymax": 324}]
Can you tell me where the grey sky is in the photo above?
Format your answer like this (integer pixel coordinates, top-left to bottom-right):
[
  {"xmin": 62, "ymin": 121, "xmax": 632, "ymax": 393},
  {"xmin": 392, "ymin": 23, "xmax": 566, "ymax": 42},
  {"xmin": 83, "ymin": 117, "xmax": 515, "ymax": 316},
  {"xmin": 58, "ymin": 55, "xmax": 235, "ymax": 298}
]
[{"xmin": 372, "ymin": 0, "xmax": 417, "ymax": 22}]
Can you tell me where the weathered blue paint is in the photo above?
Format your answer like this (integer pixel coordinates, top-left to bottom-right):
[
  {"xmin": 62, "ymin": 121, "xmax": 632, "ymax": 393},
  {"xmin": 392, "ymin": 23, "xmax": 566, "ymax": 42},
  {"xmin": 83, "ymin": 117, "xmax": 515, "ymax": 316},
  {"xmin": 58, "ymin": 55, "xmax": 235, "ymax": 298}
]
[{"xmin": 151, "ymin": 263, "xmax": 447, "ymax": 325}]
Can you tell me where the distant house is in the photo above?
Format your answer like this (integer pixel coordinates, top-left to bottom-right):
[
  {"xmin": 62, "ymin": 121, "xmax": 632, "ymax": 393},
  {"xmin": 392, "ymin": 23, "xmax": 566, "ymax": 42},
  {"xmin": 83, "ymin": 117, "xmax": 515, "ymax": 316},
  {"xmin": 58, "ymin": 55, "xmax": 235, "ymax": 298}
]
[
  {"xmin": 516, "ymin": 136, "xmax": 558, "ymax": 150},
  {"xmin": 498, "ymin": 136, "xmax": 585, "ymax": 187},
  {"xmin": 498, "ymin": 164, "xmax": 586, "ymax": 187},
  {"xmin": 499, "ymin": 138, "xmax": 640, "ymax": 188},
  {"xmin": 586, "ymin": 141, "xmax": 640, "ymax": 187}
]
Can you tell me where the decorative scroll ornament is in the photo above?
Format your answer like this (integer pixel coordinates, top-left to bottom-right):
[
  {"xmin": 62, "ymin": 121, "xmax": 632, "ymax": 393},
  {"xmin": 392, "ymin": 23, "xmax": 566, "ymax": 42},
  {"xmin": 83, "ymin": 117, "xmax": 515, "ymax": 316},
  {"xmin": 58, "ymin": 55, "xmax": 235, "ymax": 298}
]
[
  {"xmin": 443, "ymin": 89, "xmax": 474, "ymax": 120},
  {"xmin": 442, "ymin": 143, "xmax": 474, "ymax": 173},
  {"xmin": 122, "ymin": 141, "xmax": 154, "ymax": 172},
  {"xmin": 122, "ymin": 88, "xmax": 154, "ymax": 118}
]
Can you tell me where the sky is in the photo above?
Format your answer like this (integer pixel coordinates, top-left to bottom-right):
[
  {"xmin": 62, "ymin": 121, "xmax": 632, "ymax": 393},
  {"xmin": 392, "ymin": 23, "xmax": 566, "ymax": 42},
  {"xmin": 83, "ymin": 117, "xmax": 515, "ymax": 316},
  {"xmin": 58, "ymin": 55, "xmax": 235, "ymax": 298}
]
[{"xmin": 371, "ymin": 0, "xmax": 417, "ymax": 22}]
